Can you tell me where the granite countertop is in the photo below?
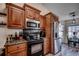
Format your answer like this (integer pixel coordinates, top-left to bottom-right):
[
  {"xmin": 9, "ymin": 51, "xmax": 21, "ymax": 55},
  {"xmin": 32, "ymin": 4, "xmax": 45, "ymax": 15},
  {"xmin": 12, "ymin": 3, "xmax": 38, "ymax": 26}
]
[{"xmin": 5, "ymin": 39, "xmax": 27, "ymax": 46}]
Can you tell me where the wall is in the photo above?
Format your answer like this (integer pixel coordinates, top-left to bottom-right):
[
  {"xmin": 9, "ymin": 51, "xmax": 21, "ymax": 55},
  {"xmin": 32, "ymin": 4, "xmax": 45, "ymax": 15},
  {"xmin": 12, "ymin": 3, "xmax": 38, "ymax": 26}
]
[
  {"xmin": 0, "ymin": 3, "xmax": 6, "ymax": 12},
  {"xmin": 0, "ymin": 16, "xmax": 6, "ymax": 48},
  {"xmin": 0, "ymin": 16, "xmax": 22, "ymax": 48},
  {"xmin": 63, "ymin": 24, "xmax": 68, "ymax": 43}
]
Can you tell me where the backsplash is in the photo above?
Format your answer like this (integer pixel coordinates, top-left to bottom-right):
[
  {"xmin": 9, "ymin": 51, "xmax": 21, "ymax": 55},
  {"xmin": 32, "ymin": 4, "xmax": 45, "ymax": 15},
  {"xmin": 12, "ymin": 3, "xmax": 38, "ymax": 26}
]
[{"xmin": 0, "ymin": 17, "xmax": 22, "ymax": 48}]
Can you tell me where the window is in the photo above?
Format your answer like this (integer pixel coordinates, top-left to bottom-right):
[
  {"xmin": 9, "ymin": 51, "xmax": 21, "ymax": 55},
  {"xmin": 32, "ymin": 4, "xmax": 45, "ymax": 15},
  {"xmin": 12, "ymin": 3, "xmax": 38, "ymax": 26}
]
[{"xmin": 68, "ymin": 25, "xmax": 79, "ymax": 38}]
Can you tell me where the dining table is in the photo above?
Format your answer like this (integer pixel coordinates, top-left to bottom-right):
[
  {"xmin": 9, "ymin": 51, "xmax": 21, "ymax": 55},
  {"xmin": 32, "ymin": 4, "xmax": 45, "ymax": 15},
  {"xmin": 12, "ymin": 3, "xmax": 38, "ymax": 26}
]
[{"xmin": 68, "ymin": 37, "xmax": 79, "ymax": 47}]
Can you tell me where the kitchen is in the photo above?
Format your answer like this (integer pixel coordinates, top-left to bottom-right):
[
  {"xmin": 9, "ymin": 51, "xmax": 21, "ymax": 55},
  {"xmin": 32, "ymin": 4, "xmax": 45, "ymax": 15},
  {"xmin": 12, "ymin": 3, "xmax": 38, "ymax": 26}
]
[{"xmin": 0, "ymin": 3, "xmax": 59, "ymax": 56}]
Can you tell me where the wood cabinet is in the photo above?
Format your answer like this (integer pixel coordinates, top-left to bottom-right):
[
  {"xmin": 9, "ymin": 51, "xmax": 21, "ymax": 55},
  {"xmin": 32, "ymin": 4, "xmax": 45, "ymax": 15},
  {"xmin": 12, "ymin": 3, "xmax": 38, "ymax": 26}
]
[
  {"xmin": 44, "ymin": 12, "xmax": 59, "ymax": 55},
  {"xmin": 7, "ymin": 51, "xmax": 27, "ymax": 56},
  {"xmin": 44, "ymin": 14, "xmax": 52, "ymax": 54},
  {"xmin": 6, "ymin": 3, "xmax": 25, "ymax": 29},
  {"xmin": 24, "ymin": 4, "xmax": 41, "ymax": 20},
  {"xmin": 5, "ymin": 43, "xmax": 27, "ymax": 56},
  {"xmin": 39, "ymin": 15, "xmax": 46, "ymax": 29},
  {"xmin": 44, "ymin": 38, "xmax": 50, "ymax": 55}
]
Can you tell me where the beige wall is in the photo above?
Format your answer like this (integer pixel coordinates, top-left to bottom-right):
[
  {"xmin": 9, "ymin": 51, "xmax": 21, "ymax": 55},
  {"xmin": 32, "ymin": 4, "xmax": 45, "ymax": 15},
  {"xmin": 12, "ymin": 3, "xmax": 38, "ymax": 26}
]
[
  {"xmin": 63, "ymin": 24, "xmax": 68, "ymax": 43},
  {"xmin": 0, "ymin": 4, "xmax": 6, "ymax": 11},
  {"xmin": 0, "ymin": 16, "xmax": 22, "ymax": 48}
]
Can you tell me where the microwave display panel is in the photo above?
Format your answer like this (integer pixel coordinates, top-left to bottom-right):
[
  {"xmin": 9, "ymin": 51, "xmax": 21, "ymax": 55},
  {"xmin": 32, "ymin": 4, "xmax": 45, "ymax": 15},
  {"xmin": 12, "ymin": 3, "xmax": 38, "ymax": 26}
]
[{"xmin": 27, "ymin": 22, "xmax": 37, "ymax": 27}]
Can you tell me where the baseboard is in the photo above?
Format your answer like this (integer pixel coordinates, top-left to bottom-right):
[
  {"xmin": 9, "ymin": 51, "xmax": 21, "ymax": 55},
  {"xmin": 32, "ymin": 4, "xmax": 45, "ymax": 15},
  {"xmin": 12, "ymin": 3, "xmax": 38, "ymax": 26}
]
[
  {"xmin": 54, "ymin": 49, "xmax": 61, "ymax": 55},
  {"xmin": 43, "ymin": 52, "xmax": 50, "ymax": 56}
]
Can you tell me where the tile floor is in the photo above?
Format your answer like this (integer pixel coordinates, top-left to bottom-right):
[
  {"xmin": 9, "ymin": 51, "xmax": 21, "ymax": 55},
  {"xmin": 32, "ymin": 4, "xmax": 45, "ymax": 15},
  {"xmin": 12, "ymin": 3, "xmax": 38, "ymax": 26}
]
[
  {"xmin": 61, "ymin": 44, "xmax": 79, "ymax": 56},
  {"xmin": 46, "ymin": 44, "xmax": 79, "ymax": 56}
]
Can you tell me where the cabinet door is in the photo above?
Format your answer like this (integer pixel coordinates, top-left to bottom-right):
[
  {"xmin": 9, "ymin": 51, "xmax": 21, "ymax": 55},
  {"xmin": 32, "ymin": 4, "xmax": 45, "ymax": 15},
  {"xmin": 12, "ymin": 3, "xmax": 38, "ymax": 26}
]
[
  {"xmin": 44, "ymin": 38, "xmax": 48, "ymax": 55},
  {"xmin": 34, "ymin": 11, "xmax": 40, "ymax": 20},
  {"xmin": 7, "ymin": 5, "xmax": 24, "ymax": 28},
  {"xmin": 17, "ymin": 51, "xmax": 27, "ymax": 56},
  {"xmin": 24, "ymin": 4, "xmax": 40, "ymax": 20},
  {"xmin": 25, "ymin": 7, "xmax": 35, "ymax": 19},
  {"xmin": 7, "ymin": 53, "xmax": 17, "ymax": 56},
  {"xmin": 44, "ymin": 38, "xmax": 50, "ymax": 55},
  {"xmin": 7, "ymin": 51, "xmax": 27, "ymax": 56},
  {"xmin": 39, "ymin": 15, "xmax": 46, "ymax": 29},
  {"xmin": 45, "ymin": 15, "xmax": 51, "ymax": 54}
]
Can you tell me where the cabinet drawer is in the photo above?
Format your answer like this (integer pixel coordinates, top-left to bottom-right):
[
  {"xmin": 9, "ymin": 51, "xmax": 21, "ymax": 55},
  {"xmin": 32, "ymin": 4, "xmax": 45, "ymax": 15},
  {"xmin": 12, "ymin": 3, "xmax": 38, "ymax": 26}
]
[
  {"xmin": 17, "ymin": 51, "xmax": 27, "ymax": 56},
  {"xmin": 7, "ymin": 45, "xmax": 18, "ymax": 53},
  {"xmin": 7, "ymin": 43, "xmax": 26, "ymax": 53},
  {"xmin": 7, "ymin": 53, "xmax": 17, "ymax": 56},
  {"xmin": 7, "ymin": 51, "xmax": 27, "ymax": 56},
  {"xmin": 17, "ymin": 43, "xmax": 26, "ymax": 51}
]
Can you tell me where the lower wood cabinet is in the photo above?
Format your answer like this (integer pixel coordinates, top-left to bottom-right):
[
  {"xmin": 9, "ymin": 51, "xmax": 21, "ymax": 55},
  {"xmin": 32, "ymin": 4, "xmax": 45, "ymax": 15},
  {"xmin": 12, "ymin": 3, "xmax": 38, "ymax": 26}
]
[
  {"xmin": 44, "ymin": 38, "xmax": 50, "ymax": 55},
  {"xmin": 7, "ymin": 51, "xmax": 27, "ymax": 56},
  {"xmin": 5, "ymin": 43, "xmax": 27, "ymax": 56}
]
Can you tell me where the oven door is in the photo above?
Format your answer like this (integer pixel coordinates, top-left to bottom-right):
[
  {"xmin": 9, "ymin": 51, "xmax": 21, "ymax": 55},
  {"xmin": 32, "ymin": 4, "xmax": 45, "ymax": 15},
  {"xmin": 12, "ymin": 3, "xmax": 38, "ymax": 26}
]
[
  {"xmin": 27, "ymin": 40, "xmax": 44, "ymax": 56},
  {"xmin": 31, "ymin": 43, "xmax": 42, "ymax": 54}
]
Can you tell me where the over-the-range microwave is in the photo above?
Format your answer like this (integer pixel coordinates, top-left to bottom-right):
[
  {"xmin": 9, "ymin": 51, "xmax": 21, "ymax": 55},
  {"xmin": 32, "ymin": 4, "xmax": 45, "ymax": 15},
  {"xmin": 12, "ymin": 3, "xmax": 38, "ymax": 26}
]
[{"xmin": 25, "ymin": 18, "xmax": 40, "ymax": 28}]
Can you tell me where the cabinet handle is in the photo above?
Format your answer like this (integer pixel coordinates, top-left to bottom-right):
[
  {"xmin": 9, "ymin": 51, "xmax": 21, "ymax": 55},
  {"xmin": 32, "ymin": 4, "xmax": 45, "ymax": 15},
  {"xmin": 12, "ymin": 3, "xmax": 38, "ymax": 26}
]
[{"xmin": 17, "ymin": 47, "xmax": 19, "ymax": 48}]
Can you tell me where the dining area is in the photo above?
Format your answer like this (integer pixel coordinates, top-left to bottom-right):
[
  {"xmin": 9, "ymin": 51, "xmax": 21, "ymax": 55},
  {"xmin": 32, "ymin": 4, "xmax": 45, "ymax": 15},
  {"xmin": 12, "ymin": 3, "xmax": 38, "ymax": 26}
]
[
  {"xmin": 60, "ymin": 26, "xmax": 79, "ymax": 55},
  {"xmin": 68, "ymin": 32, "xmax": 79, "ymax": 48},
  {"xmin": 67, "ymin": 25, "xmax": 79, "ymax": 52},
  {"xmin": 61, "ymin": 12, "xmax": 79, "ymax": 55}
]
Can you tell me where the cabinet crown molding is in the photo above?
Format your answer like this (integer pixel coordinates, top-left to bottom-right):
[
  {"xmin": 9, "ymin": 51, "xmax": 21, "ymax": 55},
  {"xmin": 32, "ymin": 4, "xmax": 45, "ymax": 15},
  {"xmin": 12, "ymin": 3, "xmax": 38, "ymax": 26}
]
[
  {"xmin": 6, "ymin": 3, "xmax": 24, "ymax": 10},
  {"xmin": 24, "ymin": 4, "xmax": 41, "ymax": 12}
]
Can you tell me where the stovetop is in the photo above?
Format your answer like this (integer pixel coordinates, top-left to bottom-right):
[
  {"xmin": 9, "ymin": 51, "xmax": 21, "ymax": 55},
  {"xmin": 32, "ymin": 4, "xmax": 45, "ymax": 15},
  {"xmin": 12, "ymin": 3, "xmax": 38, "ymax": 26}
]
[{"xmin": 27, "ymin": 39, "xmax": 43, "ymax": 45}]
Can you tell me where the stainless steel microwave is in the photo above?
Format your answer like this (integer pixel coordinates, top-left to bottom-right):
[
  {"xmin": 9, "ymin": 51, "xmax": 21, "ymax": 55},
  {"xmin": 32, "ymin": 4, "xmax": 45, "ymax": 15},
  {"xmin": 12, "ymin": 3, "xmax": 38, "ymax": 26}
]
[{"xmin": 25, "ymin": 19, "xmax": 40, "ymax": 28}]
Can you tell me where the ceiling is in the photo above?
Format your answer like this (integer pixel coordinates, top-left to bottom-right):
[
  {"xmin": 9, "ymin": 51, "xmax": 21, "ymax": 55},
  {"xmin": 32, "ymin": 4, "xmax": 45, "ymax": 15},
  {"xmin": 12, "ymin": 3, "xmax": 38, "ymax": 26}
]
[
  {"xmin": 0, "ymin": 3, "xmax": 79, "ymax": 22},
  {"xmin": 42, "ymin": 3, "xmax": 79, "ymax": 21}
]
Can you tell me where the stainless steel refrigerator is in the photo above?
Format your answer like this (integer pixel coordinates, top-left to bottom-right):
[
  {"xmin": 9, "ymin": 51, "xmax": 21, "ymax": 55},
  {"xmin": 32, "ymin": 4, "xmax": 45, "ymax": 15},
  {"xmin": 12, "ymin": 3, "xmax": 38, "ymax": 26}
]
[{"xmin": 53, "ymin": 22, "xmax": 61, "ymax": 55}]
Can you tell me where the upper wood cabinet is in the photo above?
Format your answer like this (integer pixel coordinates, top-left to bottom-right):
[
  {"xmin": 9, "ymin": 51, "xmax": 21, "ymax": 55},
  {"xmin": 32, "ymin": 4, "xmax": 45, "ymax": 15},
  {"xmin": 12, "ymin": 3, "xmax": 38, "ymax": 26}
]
[
  {"xmin": 24, "ymin": 4, "xmax": 41, "ymax": 20},
  {"xmin": 39, "ymin": 15, "xmax": 46, "ymax": 29},
  {"xmin": 6, "ymin": 3, "xmax": 25, "ymax": 29}
]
